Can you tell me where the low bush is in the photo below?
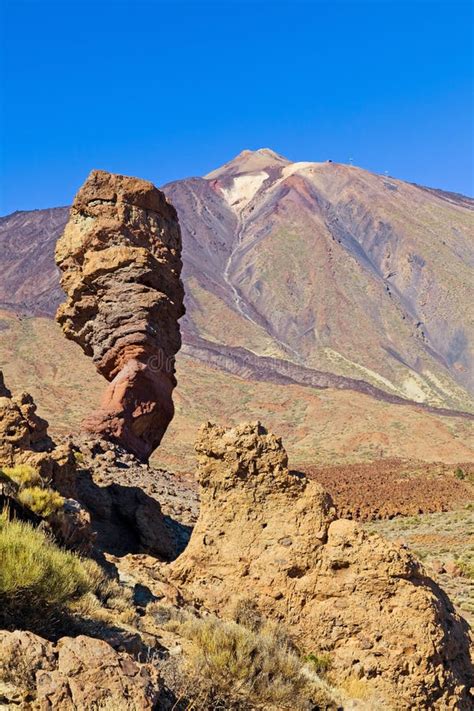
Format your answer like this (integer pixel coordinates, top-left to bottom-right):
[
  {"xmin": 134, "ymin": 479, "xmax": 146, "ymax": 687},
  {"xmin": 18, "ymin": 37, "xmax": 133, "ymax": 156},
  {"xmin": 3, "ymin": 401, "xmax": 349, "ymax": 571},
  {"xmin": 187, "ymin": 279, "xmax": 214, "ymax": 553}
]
[
  {"xmin": 457, "ymin": 558, "xmax": 474, "ymax": 580},
  {"xmin": 0, "ymin": 511, "xmax": 105, "ymax": 629},
  {"xmin": 1, "ymin": 464, "xmax": 41, "ymax": 489},
  {"xmin": 73, "ymin": 450, "xmax": 85, "ymax": 465},
  {"xmin": 163, "ymin": 611, "xmax": 339, "ymax": 710},
  {"xmin": 18, "ymin": 485, "xmax": 64, "ymax": 517},
  {"xmin": 1, "ymin": 464, "xmax": 65, "ymax": 520},
  {"xmin": 0, "ymin": 644, "xmax": 37, "ymax": 694},
  {"xmin": 305, "ymin": 651, "xmax": 332, "ymax": 674},
  {"xmin": 17, "ymin": 486, "xmax": 64, "ymax": 517}
]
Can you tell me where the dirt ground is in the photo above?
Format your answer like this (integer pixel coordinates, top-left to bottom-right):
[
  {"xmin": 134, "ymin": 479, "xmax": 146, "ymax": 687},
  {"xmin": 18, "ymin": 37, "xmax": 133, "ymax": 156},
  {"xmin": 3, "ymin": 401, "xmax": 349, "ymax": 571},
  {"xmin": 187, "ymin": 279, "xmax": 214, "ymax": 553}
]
[
  {"xmin": 366, "ymin": 507, "xmax": 474, "ymax": 625},
  {"xmin": 304, "ymin": 459, "xmax": 474, "ymax": 520}
]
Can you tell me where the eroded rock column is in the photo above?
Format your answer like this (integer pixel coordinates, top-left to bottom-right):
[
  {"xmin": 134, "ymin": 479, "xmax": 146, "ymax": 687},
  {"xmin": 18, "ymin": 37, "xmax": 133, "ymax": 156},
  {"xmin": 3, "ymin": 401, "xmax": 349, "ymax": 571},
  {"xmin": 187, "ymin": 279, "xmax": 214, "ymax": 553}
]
[
  {"xmin": 55, "ymin": 170, "xmax": 185, "ymax": 460},
  {"xmin": 170, "ymin": 421, "xmax": 473, "ymax": 709}
]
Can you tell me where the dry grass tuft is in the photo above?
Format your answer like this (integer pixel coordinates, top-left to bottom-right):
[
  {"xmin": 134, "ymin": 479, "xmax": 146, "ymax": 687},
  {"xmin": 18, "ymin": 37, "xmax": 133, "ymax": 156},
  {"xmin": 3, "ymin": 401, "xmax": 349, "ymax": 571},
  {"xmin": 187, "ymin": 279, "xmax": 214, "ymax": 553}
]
[
  {"xmin": 162, "ymin": 611, "xmax": 339, "ymax": 710},
  {"xmin": 89, "ymin": 696, "xmax": 144, "ymax": 710},
  {"xmin": 0, "ymin": 645, "xmax": 37, "ymax": 694}
]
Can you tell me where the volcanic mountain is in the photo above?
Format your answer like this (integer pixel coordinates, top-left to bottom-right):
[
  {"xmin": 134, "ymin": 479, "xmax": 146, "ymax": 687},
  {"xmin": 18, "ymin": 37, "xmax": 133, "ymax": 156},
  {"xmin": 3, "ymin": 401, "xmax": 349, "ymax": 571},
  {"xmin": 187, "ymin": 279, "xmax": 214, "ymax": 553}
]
[{"xmin": 0, "ymin": 149, "xmax": 473, "ymax": 468}]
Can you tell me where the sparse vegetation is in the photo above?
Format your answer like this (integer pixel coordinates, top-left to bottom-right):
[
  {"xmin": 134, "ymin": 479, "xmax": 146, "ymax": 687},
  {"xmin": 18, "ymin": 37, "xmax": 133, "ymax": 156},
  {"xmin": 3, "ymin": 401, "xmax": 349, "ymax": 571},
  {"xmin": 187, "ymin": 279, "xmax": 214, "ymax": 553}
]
[
  {"xmin": 454, "ymin": 467, "xmax": 465, "ymax": 480},
  {"xmin": 162, "ymin": 610, "xmax": 339, "ymax": 710},
  {"xmin": 17, "ymin": 485, "xmax": 64, "ymax": 517},
  {"xmin": 0, "ymin": 511, "xmax": 105, "ymax": 628},
  {"xmin": 366, "ymin": 506, "xmax": 474, "ymax": 622},
  {"xmin": 0, "ymin": 464, "xmax": 41, "ymax": 491},
  {"xmin": 304, "ymin": 651, "xmax": 332, "ymax": 674},
  {"xmin": 0, "ymin": 644, "xmax": 37, "ymax": 694},
  {"xmin": 457, "ymin": 558, "xmax": 474, "ymax": 580},
  {"xmin": 90, "ymin": 698, "xmax": 144, "ymax": 711},
  {"xmin": 70, "ymin": 575, "xmax": 136, "ymax": 627},
  {"xmin": 73, "ymin": 450, "xmax": 85, "ymax": 465},
  {"xmin": 340, "ymin": 675, "xmax": 372, "ymax": 701}
]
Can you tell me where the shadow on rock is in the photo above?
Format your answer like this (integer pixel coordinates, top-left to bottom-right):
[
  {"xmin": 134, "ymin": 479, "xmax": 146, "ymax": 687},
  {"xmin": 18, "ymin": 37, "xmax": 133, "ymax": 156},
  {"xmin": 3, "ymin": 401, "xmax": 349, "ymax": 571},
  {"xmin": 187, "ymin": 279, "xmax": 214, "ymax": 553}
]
[{"xmin": 76, "ymin": 468, "xmax": 192, "ymax": 561}]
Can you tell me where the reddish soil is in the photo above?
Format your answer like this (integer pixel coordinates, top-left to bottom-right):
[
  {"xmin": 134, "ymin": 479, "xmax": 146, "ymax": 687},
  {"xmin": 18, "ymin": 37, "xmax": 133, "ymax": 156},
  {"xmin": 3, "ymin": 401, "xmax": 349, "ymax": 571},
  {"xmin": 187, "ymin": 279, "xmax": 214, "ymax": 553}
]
[{"xmin": 304, "ymin": 459, "xmax": 474, "ymax": 521}]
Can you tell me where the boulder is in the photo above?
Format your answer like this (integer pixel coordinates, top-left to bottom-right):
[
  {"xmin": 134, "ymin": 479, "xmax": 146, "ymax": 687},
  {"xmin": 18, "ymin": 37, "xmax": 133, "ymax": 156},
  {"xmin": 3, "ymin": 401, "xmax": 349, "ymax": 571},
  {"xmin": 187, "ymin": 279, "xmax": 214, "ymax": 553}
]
[
  {"xmin": 55, "ymin": 169, "xmax": 185, "ymax": 461},
  {"xmin": 0, "ymin": 631, "xmax": 160, "ymax": 710},
  {"xmin": 36, "ymin": 635, "xmax": 160, "ymax": 710},
  {"xmin": 170, "ymin": 421, "xmax": 473, "ymax": 710}
]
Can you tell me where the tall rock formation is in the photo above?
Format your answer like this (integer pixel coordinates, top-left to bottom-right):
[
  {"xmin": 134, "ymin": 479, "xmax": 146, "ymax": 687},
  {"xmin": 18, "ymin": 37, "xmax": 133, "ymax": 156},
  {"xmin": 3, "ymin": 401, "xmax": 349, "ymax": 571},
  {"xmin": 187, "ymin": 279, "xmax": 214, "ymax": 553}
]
[
  {"xmin": 55, "ymin": 170, "xmax": 185, "ymax": 461},
  {"xmin": 170, "ymin": 422, "xmax": 473, "ymax": 710}
]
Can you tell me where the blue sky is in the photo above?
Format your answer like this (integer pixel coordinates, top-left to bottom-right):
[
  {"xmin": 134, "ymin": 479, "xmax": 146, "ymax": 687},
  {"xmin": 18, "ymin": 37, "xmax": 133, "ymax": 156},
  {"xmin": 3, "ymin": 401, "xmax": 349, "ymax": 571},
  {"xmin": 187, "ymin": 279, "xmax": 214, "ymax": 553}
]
[{"xmin": 0, "ymin": 0, "xmax": 472, "ymax": 214}]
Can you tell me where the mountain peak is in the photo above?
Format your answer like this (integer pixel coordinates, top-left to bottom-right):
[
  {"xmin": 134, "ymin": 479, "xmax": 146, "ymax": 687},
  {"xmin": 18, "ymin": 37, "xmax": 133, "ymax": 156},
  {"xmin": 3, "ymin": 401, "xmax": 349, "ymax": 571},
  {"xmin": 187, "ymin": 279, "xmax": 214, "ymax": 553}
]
[
  {"xmin": 252, "ymin": 147, "xmax": 288, "ymax": 160},
  {"xmin": 205, "ymin": 147, "xmax": 291, "ymax": 179}
]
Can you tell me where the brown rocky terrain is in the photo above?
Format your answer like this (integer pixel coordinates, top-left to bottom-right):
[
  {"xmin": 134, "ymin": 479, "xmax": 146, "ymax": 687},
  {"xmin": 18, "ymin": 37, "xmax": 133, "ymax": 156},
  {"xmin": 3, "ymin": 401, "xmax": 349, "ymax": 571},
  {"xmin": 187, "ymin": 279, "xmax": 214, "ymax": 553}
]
[
  {"xmin": 0, "ymin": 631, "xmax": 160, "ymax": 709},
  {"xmin": 56, "ymin": 170, "xmax": 185, "ymax": 460},
  {"xmin": 169, "ymin": 421, "xmax": 473, "ymax": 709},
  {"xmin": 366, "ymin": 507, "xmax": 474, "ymax": 627},
  {"xmin": 1, "ymin": 398, "xmax": 472, "ymax": 708},
  {"xmin": 306, "ymin": 459, "xmax": 474, "ymax": 520},
  {"xmin": 0, "ymin": 370, "xmax": 75, "ymax": 496},
  {"xmin": 1, "ymin": 309, "xmax": 473, "ymax": 475},
  {"xmin": 70, "ymin": 433, "xmax": 196, "ymax": 559}
]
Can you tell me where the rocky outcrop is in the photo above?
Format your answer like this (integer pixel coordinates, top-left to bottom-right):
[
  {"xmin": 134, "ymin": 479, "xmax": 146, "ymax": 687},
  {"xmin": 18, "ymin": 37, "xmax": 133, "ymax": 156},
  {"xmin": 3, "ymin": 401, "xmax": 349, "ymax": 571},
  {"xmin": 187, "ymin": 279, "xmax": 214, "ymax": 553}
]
[
  {"xmin": 0, "ymin": 372, "xmax": 180, "ymax": 558},
  {"xmin": 0, "ymin": 372, "xmax": 93, "ymax": 548},
  {"xmin": 55, "ymin": 170, "xmax": 185, "ymax": 461},
  {"xmin": 71, "ymin": 435, "xmax": 192, "ymax": 560},
  {"xmin": 0, "ymin": 630, "xmax": 160, "ymax": 709},
  {"xmin": 170, "ymin": 422, "xmax": 473, "ymax": 710},
  {"xmin": 0, "ymin": 371, "xmax": 75, "ymax": 496}
]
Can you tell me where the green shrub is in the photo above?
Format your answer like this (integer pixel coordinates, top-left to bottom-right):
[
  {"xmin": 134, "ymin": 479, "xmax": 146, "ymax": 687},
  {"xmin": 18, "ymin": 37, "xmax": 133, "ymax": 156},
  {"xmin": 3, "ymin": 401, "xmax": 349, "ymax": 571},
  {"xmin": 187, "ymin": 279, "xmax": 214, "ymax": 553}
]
[
  {"xmin": 454, "ymin": 467, "xmax": 465, "ymax": 480},
  {"xmin": 1, "ymin": 464, "xmax": 65, "ymax": 520},
  {"xmin": 1, "ymin": 464, "xmax": 41, "ymax": 489},
  {"xmin": 304, "ymin": 651, "xmax": 332, "ymax": 674},
  {"xmin": 0, "ymin": 511, "xmax": 104, "ymax": 628},
  {"xmin": 457, "ymin": 559, "xmax": 474, "ymax": 580},
  {"xmin": 73, "ymin": 451, "xmax": 85, "ymax": 465},
  {"xmin": 17, "ymin": 486, "xmax": 64, "ymax": 517}
]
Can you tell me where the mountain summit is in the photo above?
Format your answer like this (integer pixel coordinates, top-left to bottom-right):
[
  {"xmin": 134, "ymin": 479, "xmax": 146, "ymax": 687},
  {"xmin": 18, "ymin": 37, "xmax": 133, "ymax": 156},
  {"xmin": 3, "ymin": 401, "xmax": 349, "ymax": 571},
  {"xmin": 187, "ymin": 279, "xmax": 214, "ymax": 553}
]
[{"xmin": 205, "ymin": 147, "xmax": 291, "ymax": 178}]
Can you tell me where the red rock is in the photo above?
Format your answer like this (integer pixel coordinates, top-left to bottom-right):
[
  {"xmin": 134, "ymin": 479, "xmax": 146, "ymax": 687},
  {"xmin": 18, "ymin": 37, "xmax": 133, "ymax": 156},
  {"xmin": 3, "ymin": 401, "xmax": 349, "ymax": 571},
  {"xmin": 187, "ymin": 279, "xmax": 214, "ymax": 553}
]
[{"xmin": 55, "ymin": 170, "xmax": 185, "ymax": 461}]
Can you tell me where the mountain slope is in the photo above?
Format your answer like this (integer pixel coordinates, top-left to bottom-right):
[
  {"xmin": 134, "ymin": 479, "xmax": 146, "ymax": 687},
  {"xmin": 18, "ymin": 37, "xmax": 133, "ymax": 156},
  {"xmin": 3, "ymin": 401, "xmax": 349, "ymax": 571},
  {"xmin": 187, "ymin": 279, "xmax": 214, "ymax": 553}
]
[
  {"xmin": 0, "ymin": 207, "xmax": 68, "ymax": 316},
  {"xmin": 165, "ymin": 150, "xmax": 474, "ymax": 411},
  {"xmin": 0, "ymin": 309, "xmax": 472, "ymax": 472}
]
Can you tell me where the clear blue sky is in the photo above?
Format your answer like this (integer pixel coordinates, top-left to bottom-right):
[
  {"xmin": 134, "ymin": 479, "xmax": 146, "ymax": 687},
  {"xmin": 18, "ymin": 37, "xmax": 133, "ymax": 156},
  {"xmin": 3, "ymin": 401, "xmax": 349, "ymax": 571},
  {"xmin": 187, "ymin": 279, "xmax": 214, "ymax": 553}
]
[{"xmin": 0, "ymin": 0, "xmax": 472, "ymax": 214}]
